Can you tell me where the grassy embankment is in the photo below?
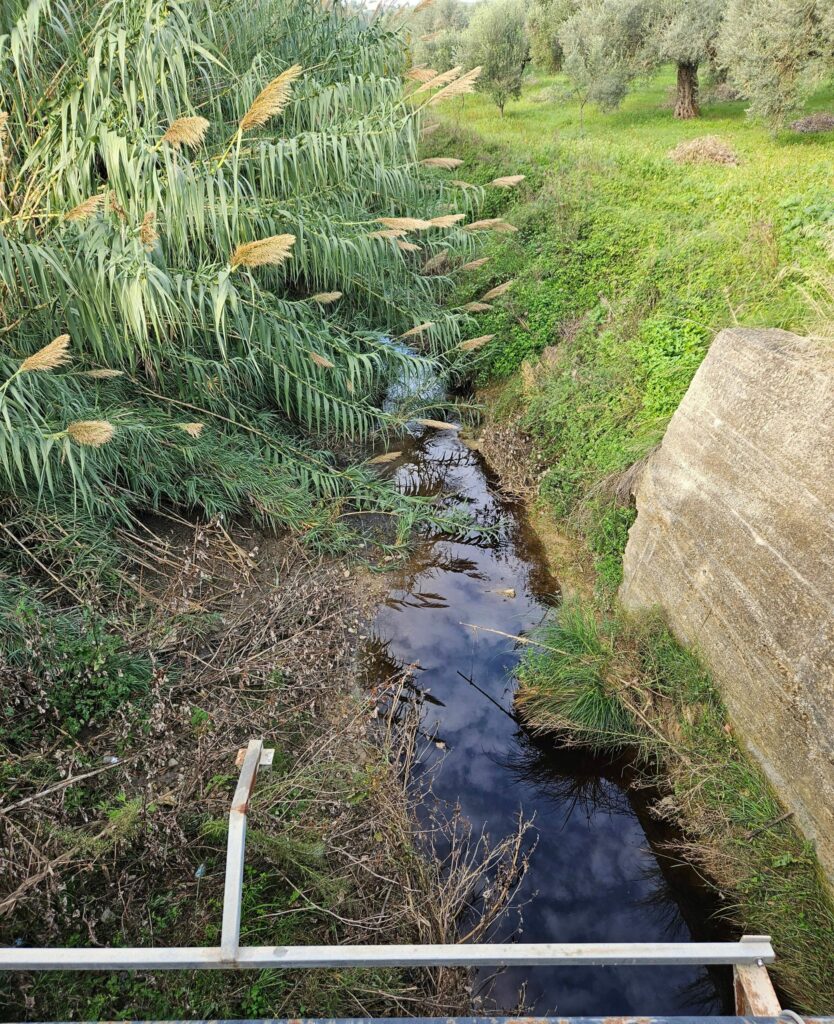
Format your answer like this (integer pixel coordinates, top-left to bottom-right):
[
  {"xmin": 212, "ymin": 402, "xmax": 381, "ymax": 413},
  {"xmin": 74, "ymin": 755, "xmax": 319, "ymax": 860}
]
[{"xmin": 424, "ymin": 69, "xmax": 834, "ymax": 1009}]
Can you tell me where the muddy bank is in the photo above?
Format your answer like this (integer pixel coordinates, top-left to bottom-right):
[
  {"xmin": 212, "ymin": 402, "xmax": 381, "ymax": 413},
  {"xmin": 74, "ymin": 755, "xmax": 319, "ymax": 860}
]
[{"xmin": 0, "ymin": 521, "xmax": 486, "ymax": 1020}]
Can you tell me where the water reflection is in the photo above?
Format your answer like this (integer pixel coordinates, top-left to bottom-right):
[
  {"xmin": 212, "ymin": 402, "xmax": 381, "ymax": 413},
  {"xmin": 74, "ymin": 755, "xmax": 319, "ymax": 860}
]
[{"xmin": 363, "ymin": 425, "xmax": 734, "ymax": 1016}]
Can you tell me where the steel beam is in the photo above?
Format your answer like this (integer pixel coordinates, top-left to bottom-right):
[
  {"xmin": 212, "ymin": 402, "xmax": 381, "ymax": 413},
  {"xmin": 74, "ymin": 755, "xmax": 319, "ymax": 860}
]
[{"xmin": 0, "ymin": 936, "xmax": 775, "ymax": 972}]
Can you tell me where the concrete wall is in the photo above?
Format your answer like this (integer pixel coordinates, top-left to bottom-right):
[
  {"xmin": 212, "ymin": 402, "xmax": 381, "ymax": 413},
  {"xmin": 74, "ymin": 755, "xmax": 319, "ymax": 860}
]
[{"xmin": 620, "ymin": 327, "xmax": 834, "ymax": 884}]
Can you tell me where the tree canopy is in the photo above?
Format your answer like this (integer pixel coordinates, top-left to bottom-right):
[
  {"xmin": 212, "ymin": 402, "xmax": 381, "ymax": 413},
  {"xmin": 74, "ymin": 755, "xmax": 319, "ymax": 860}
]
[{"xmin": 462, "ymin": 0, "xmax": 531, "ymax": 116}]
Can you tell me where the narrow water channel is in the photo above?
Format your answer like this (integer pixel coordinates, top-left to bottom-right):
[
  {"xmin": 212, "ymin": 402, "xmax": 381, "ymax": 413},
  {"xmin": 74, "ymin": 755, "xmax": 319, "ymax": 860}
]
[{"xmin": 363, "ymin": 419, "xmax": 735, "ymax": 1017}]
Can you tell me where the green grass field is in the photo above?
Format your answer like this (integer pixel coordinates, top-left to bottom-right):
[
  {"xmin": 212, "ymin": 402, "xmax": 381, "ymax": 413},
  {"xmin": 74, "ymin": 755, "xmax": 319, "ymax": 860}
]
[{"xmin": 430, "ymin": 69, "xmax": 834, "ymax": 584}]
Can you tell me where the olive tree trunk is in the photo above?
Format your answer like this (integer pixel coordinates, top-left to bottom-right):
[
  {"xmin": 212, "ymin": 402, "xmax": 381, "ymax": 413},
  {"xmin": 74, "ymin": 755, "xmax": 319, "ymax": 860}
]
[{"xmin": 675, "ymin": 61, "xmax": 700, "ymax": 119}]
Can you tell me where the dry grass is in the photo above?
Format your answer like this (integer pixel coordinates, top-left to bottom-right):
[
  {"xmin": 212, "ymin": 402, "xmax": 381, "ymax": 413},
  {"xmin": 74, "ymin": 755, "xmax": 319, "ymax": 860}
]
[
  {"xmin": 0, "ymin": 522, "xmax": 531, "ymax": 1018},
  {"xmin": 789, "ymin": 112, "xmax": 834, "ymax": 134},
  {"xmin": 668, "ymin": 135, "xmax": 739, "ymax": 166}
]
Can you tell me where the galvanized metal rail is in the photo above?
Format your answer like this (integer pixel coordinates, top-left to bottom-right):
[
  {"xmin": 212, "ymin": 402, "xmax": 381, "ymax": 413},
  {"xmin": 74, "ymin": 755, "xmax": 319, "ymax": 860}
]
[{"xmin": 0, "ymin": 739, "xmax": 779, "ymax": 1002}]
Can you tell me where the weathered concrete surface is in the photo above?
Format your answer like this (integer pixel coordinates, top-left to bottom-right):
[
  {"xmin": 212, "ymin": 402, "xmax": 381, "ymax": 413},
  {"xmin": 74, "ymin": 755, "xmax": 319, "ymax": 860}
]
[{"xmin": 620, "ymin": 327, "xmax": 834, "ymax": 884}]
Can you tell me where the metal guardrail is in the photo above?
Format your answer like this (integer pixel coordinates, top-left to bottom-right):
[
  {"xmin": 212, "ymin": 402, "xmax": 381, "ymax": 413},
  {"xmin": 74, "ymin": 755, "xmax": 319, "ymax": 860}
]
[{"xmin": 0, "ymin": 739, "xmax": 776, "ymax": 978}]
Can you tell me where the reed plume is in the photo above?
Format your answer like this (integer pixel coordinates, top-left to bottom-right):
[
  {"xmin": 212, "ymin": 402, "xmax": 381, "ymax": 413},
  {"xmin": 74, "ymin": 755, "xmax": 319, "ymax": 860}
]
[
  {"xmin": 178, "ymin": 422, "xmax": 204, "ymax": 437},
  {"xmin": 429, "ymin": 213, "xmax": 465, "ymax": 227},
  {"xmin": 377, "ymin": 216, "xmax": 433, "ymax": 231},
  {"xmin": 460, "ymin": 257, "xmax": 490, "ymax": 271},
  {"xmin": 420, "ymin": 157, "xmax": 464, "ymax": 169},
  {"xmin": 481, "ymin": 280, "xmax": 513, "ymax": 300},
  {"xmin": 460, "ymin": 334, "xmax": 495, "ymax": 352},
  {"xmin": 464, "ymin": 218, "xmax": 517, "ymax": 233},
  {"xmin": 369, "ymin": 450, "xmax": 402, "ymax": 464},
  {"xmin": 66, "ymin": 193, "xmax": 105, "ymax": 221},
  {"xmin": 20, "ymin": 335, "xmax": 71, "ymax": 373},
  {"xmin": 397, "ymin": 240, "xmax": 421, "ymax": 252},
  {"xmin": 368, "ymin": 228, "xmax": 408, "ymax": 239},
  {"xmin": 310, "ymin": 291, "xmax": 343, "ymax": 303},
  {"xmin": 139, "ymin": 211, "xmax": 159, "ymax": 251},
  {"xmin": 491, "ymin": 174, "xmax": 526, "ymax": 188},
  {"xmin": 407, "ymin": 67, "xmax": 438, "ymax": 82},
  {"xmin": 161, "ymin": 116, "xmax": 210, "ymax": 148},
  {"xmin": 240, "ymin": 65, "xmax": 303, "ymax": 131},
  {"xmin": 231, "ymin": 233, "xmax": 295, "ymax": 269},
  {"xmin": 66, "ymin": 420, "xmax": 115, "ymax": 447},
  {"xmin": 0, "ymin": 111, "xmax": 8, "ymax": 144},
  {"xmin": 462, "ymin": 301, "xmax": 492, "ymax": 312},
  {"xmin": 414, "ymin": 66, "xmax": 461, "ymax": 95},
  {"xmin": 309, "ymin": 351, "xmax": 335, "ymax": 369},
  {"xmin": 416, "ymin": 418, "xmax": 458, "ymax": 430},
  {"xmin": 400, "ymin": 322, "xmax": 433, "ymax": 338},
  {"xmin": 451, "ymin": 179, "xmax": 475, "ymax": 188},
  {"xmin": 428, "ymin": 66, "xmax": 482, "ymax": 106},
  {"xmin": 423, "ymin": 251, "xmax": 450, "ymax": 273},
  {"xmin": 84, "ymin": 368, "xmax": 124, "ymax": 379}
]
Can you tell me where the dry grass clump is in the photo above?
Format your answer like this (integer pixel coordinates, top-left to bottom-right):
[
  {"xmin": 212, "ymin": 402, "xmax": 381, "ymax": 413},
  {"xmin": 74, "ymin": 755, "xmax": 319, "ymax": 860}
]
[
  {"xmin": 668, "ymin": 135, "xmax": 739, "ymax": 166},
  {"xmin": 789, "ymin": 112, "xmax": 834, "ymax": 134}
]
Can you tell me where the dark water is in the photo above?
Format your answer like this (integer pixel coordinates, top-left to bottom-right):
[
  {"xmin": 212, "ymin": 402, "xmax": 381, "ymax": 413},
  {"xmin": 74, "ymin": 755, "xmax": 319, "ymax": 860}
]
[{"xmin": 364, "ymin": 424, "xmax": 735, "ymax": 1017}]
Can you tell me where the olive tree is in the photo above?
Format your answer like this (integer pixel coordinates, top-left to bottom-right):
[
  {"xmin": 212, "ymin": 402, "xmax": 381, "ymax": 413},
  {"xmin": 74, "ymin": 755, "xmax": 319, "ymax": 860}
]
[
  {"xmin": 644, "ymin": 0, "xmax": 727, "ymax": 119},
  {"xmin": 718, "ymin": 0, "xmax": 834, "ymax": 127},
  {"xmin": 561, "ymin": 1, "xmax": 635, "ymax": 128},
  {"xmin": 409, "ymin": 0, "xmax": 470, "ymax": 73},
  {"xmin": 527, "ymin": 0, "xmax": 578, "ymax": 73},
  {"xmin": 558, "ymin": 0, "xmax": 644, "ymax": 127},
  {"xmin": 462, "ymin": 0, "xmax": 531, "ymax": 116}
]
